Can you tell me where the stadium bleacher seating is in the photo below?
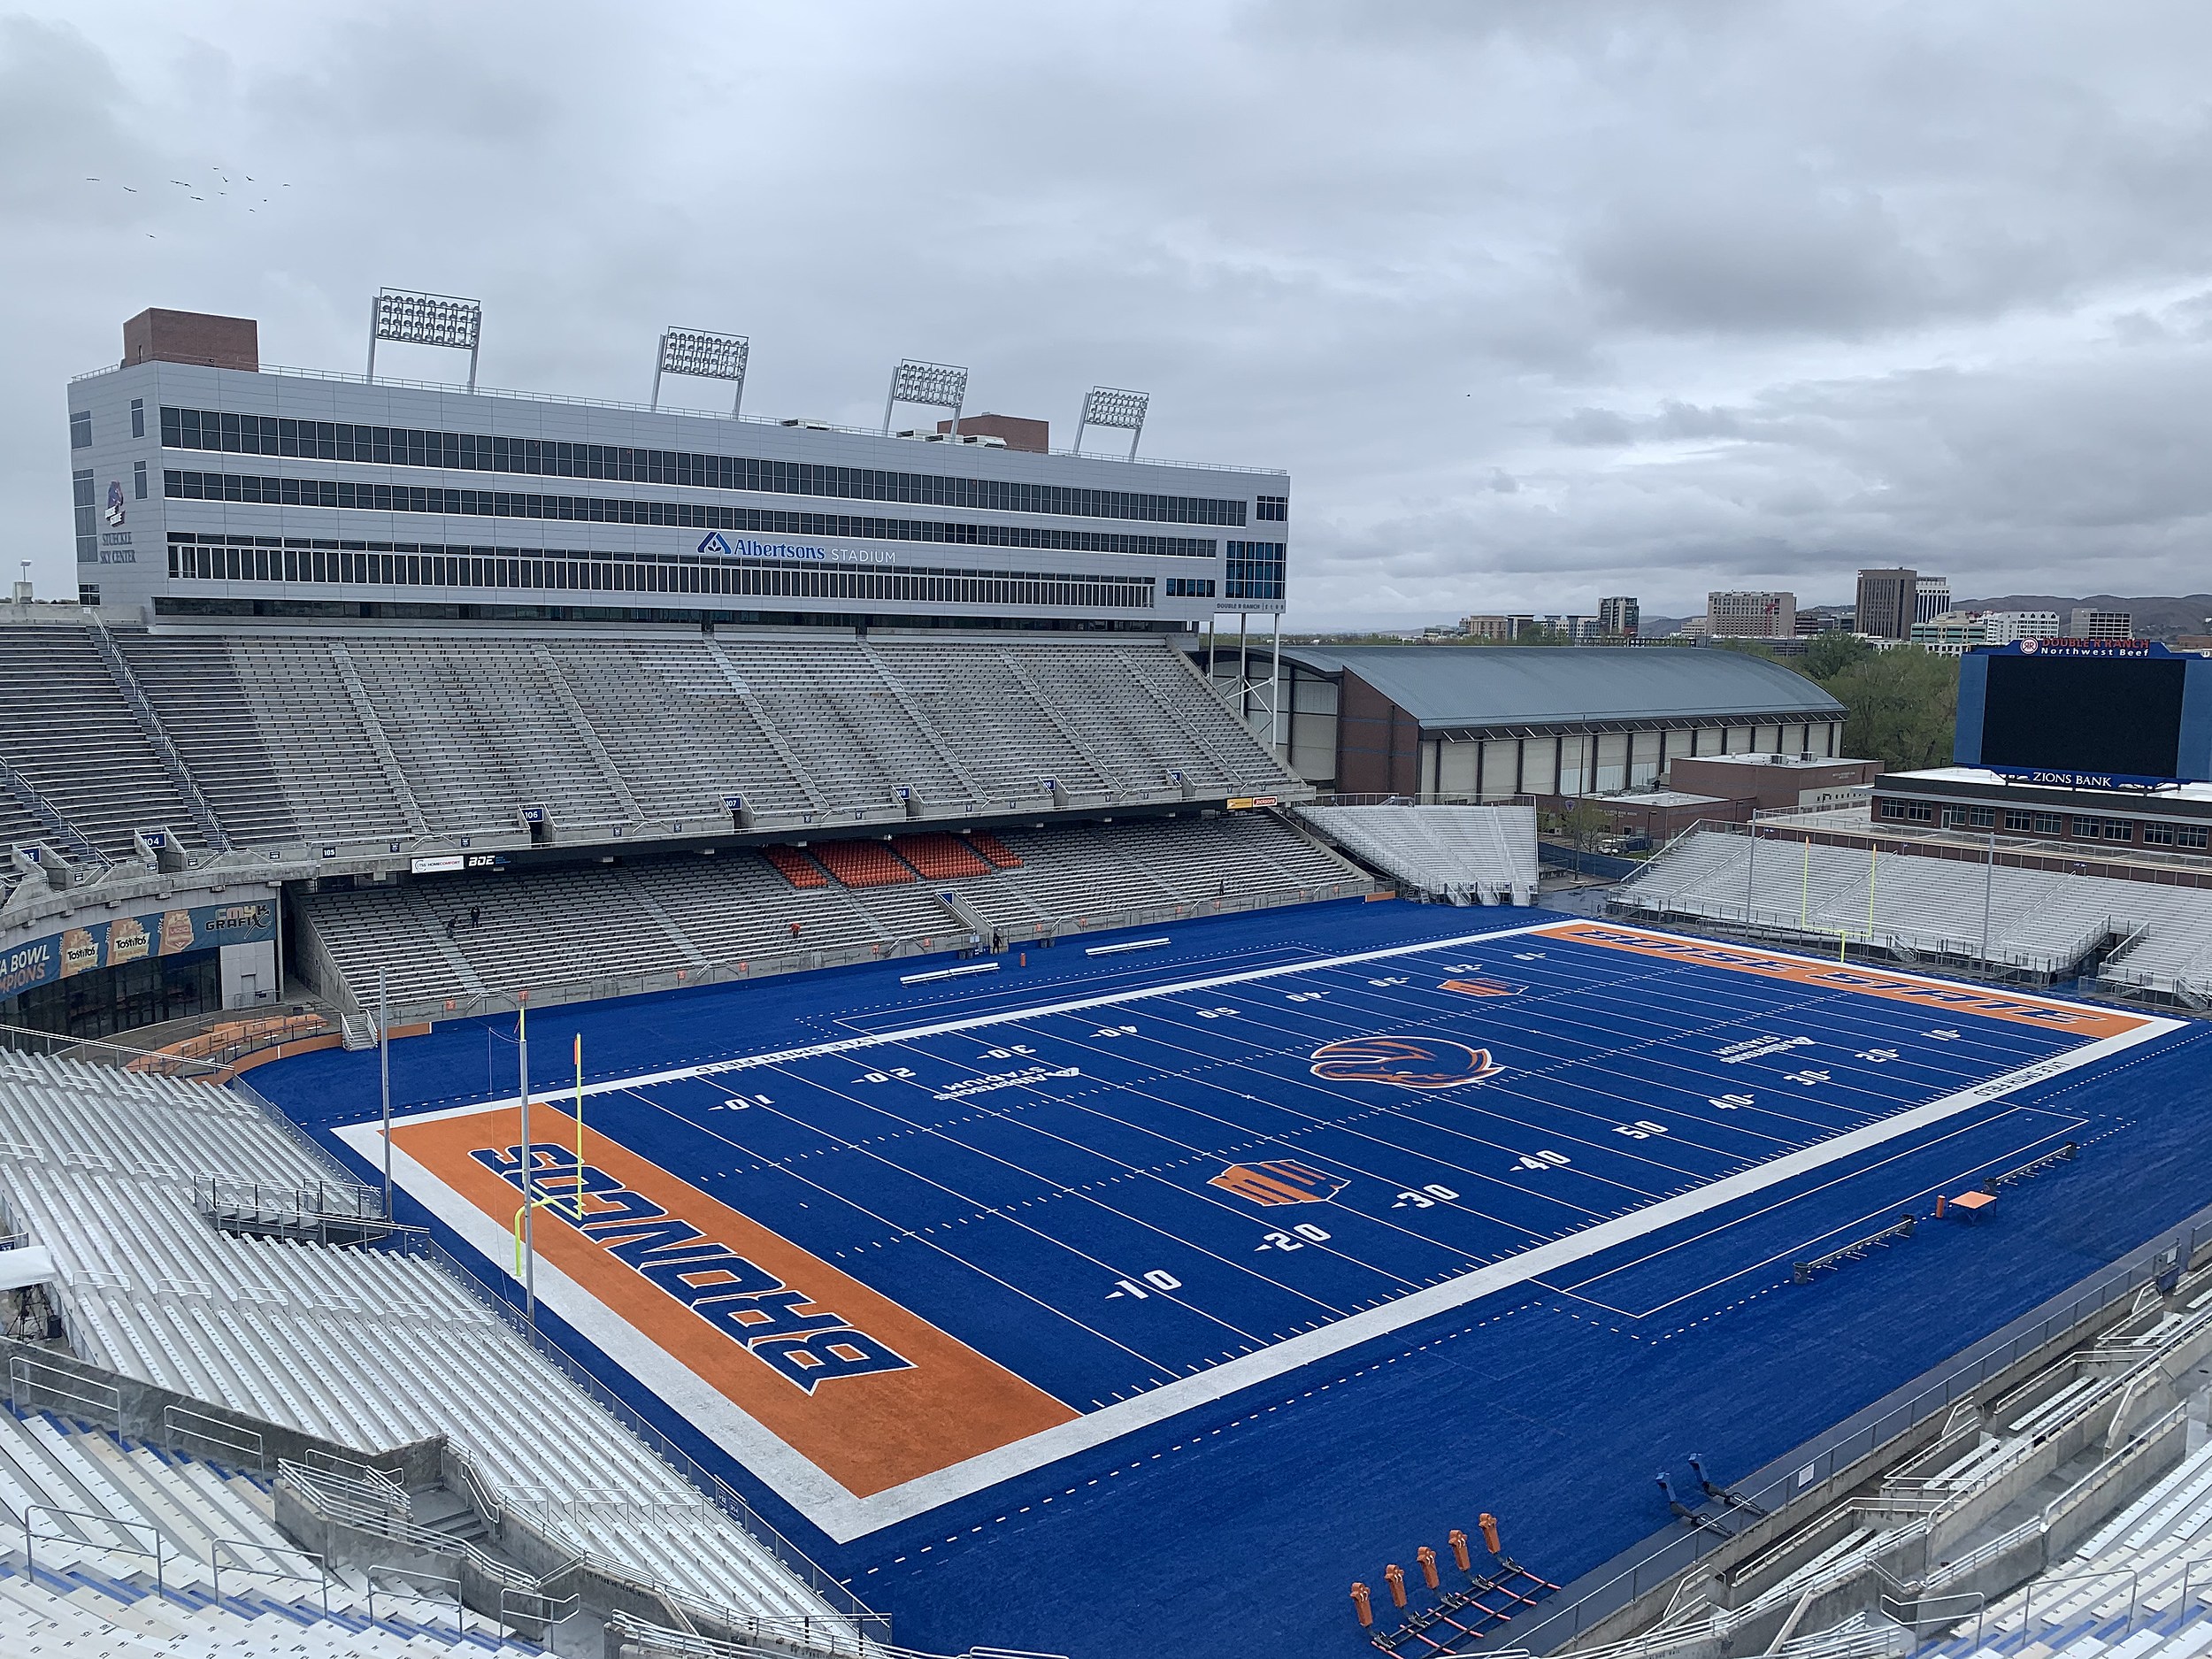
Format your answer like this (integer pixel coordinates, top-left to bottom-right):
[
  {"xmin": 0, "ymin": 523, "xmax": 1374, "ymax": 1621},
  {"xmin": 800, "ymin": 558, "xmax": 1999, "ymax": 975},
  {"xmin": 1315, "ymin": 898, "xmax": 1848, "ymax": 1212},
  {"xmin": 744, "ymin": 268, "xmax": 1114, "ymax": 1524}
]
[
  {"xmin": 893, "ymin": 833, "xmax": 993, "ymax": 881},
  {"xmin": 1942, "ymin": 1438, "xmax": 2212, "ymax": 1659},
  {"xmin": 0, "ymin": 1402, "xmax": 541, "ymax": 1655},
  {"xmin": 761, "ymin": 845, "xmax": 829, "ymax": 888},
  {"xmin": 292, "ymin": 814, "xmax": 1368, "ymax": 1016},
  {"xmin": 1617, "ymin": 825, "xmax": 2212, "ymax": 996},
  {"xmin": 1295, "ymin": 803, "xmax": 1538, "ymax": 904},
  {"xmin": 0, "ymin": 626, "xmax": 1298, "ymax": 864},
  {"xmin": 1522, "ymin": 1258, "xmax": 2212, "ymax": 1659},
  {"xmin": 0, "ymin": 625, "xmax": 205, "ymax": 861},
  {"xmin": 0, "ymin": 1050, "xmax": 848, "ymax": 1632},
  {"xmin": 812, "ymin": 841, "xmax": 918, "ymax": 888},
  {"xmin": 967, "ymin": 832, "xmax": 1021, "ymax": 869}
]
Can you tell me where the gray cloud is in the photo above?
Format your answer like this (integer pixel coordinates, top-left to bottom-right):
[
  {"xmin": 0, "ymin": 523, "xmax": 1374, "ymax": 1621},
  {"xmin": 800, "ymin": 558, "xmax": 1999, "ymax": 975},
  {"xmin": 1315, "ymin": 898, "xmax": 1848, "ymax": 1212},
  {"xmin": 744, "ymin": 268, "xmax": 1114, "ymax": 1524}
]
[{"xmin": 4, "ymin": 1, "xmax": 2211, "ymax": 626}]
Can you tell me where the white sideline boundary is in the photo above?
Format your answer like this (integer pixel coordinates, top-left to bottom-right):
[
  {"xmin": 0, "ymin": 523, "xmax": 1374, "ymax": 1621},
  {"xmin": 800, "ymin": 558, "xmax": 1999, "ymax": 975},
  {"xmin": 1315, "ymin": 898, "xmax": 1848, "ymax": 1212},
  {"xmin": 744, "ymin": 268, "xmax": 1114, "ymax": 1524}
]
[{"xmin": 345, "ymin": 922, "xmax": 2183, "ymax": 1540}]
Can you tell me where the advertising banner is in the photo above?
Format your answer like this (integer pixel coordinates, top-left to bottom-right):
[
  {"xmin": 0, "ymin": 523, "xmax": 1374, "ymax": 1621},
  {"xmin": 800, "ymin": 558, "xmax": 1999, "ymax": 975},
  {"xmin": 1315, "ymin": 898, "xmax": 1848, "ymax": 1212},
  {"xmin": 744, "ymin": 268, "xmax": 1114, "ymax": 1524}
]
[{"xmin": 0, "ymin": 899, "xmax": 274, "ymax": 1001}]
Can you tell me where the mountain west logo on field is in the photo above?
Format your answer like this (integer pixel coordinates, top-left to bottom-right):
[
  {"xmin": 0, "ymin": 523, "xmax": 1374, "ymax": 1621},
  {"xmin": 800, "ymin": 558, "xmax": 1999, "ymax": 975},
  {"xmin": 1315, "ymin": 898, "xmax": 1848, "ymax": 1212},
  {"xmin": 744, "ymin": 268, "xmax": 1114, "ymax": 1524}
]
[
  {"xmin": 1309, "ymin": 1035, "xmax": 1504, "ymax": 1090},
  {"xmin": 1210, "ymin": 1160, "xmax": 1348, "ymax": 1206}
]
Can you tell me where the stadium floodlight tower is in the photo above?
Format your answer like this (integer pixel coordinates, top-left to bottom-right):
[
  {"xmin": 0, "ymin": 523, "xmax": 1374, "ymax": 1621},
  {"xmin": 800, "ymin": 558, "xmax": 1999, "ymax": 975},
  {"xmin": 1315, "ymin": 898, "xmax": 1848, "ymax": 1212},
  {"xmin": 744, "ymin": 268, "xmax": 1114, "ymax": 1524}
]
[
  {"xmin": 365, "ymin": 288, "xmax": 483, "ymax": 390},
  {"xmin": 882, "ymin": 358, "xmax": 968, "ymax": 436},
  {"xmin": 651, "ymin": 326, "xmax": 750, "ymax": 417},
  {"xmin": 1073, "ymin": 386, "xmax": 1150, "ymax": 460}
]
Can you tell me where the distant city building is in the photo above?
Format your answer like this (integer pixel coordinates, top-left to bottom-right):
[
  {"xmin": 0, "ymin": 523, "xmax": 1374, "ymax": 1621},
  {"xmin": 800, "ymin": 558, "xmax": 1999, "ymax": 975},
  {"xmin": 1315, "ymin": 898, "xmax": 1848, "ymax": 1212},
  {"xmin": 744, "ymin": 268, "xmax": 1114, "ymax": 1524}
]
[
  {"xmin": 1795, "ymin": 610, "xmax": 1855, "ymax": 635},
  {"xmin": 1909, "ymin": 611, "xmax": 1986, "ymax": 656},
  {"xmin": 1678, "ymin": 615, "xmax": 1711, "ymax": 637},
  {"xmin": 1597, "ymin": 595, "xmax": 1640, "ymax": 638},
  {"xmin": 1915, "ymin": 576, "xmax": 1952, "ymax": 624},
  {"xmin": 1537, "ymin": 613, "xmax": 1601, "ymax": 641},
  {"xmin": 1460, "ymin": 613, "xmax": 1537, "ymax": 641},
  {"xmin": 1855, "ymin": 568, "xmax": 1918, "ymax": 641},
  {"xmin": 2070, "ymin": 608, "xmax": 2134, "ymax": 640},
  {"xmin": 1706, "ymin": 590, "xmax": 1798, "ymax": 638},
  {"xmin": 1981, "ymin": 611, "xmax": 2060, "ymax": 644}
]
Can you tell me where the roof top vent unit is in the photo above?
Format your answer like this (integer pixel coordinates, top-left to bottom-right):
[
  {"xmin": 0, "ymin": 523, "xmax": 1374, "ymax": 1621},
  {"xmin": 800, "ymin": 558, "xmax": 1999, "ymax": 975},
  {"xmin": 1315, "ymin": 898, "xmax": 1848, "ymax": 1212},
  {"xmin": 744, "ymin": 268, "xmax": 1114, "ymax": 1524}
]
[
  {"xmin": 895, "ymin": 428, "xmax": 1006, "ymax": 448},
  {"xmin": 779, "ymin": 418, "xmax": 833, "ymax": 431}
]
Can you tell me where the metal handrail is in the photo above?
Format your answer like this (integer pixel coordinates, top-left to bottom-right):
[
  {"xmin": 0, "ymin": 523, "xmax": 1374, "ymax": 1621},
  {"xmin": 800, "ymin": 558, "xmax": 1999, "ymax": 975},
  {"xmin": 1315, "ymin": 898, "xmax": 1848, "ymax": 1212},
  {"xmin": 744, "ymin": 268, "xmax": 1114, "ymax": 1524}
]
[
  {"xmin": 366, "ymin": 1561, "xmax": 465, "ymax": 1631},
  {"xmin": 211, "ymin": 1534, "xmax": 329, "ymax": 1617},
  {"xmin": 26, "ymin": 1502, "xmax": 163, "ymax": 1600},
  {"xmin": 164, "ymin": 1402, "xmax": 265, "ymax": 1469},
  {"xmin": 1497, "ymin": 1230, "xmax": 2211, "ymax": 1652},
  {"xmin": 0, "ymin": 1018, "xmax": 222, "ymax": 1077},
  {"xmin": 400, "ymin": 1217, "xmax": 874, "ymax": 1618}
]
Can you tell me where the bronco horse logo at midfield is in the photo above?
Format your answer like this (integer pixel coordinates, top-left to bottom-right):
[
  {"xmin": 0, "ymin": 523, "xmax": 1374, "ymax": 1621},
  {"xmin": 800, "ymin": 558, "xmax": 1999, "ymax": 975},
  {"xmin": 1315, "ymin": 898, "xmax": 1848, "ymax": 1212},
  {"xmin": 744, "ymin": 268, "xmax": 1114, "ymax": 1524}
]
[{"xmin": 1308, "ymin": 1035, "xmax": 1505, "ymax": 1089}]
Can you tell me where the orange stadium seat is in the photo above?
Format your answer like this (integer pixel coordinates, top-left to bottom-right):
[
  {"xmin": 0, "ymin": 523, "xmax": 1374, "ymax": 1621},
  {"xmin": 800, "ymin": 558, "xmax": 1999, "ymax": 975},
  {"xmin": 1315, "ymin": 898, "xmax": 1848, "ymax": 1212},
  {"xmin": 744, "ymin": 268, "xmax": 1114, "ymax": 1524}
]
[
  {"xmin": 966, "ymin": 832, "xmax": 1023, "ymax": 868},
  {"xmin": 893, "ymin": 833, "xmax": 993, "ymax": 880},
  {"xmin": 762, "ymin": 845, "xmax": 830, "ymax": 888},
  {"xmin": 813, "ymin": 841, "xmax": 918, "ymax": 887}
]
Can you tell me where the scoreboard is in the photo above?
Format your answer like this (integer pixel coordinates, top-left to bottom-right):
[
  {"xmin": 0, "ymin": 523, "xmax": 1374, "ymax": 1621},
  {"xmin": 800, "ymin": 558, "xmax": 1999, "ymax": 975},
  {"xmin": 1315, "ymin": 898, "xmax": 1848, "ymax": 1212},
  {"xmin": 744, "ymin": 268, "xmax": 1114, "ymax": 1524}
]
[{"xmin": 1955, "ymin": 640, "xmax": 2212, "ymax": 788}]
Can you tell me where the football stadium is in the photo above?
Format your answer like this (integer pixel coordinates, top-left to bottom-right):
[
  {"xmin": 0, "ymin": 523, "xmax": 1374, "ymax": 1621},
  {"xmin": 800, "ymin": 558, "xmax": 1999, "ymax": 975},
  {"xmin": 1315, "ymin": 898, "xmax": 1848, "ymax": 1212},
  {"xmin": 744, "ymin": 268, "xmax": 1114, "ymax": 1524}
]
[{"xmin": 5, "ymin": 299, "xmax": 2212, "ymax": 1659}]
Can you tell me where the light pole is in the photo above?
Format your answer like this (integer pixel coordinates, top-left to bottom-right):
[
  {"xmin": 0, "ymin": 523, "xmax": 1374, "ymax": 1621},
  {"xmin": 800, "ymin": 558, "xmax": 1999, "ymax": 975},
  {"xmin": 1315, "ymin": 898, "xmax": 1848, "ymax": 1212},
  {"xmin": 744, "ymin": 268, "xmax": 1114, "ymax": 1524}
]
[
  {"xmin": 378, "ymin": 968, "xmax": 391, "ymax": 1217},
  {"xmin": 518, "ymin": 994, "xmax": 534, "ymax": 1322}
]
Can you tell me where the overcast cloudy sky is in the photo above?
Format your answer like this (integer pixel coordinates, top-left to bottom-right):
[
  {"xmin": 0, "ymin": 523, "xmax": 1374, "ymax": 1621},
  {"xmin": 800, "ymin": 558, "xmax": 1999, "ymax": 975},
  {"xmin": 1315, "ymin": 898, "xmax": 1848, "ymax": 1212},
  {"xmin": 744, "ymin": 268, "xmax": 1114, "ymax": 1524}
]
[{"xmin": 6, "ymin": 1, "xmax": 2211, "ymax": 626}]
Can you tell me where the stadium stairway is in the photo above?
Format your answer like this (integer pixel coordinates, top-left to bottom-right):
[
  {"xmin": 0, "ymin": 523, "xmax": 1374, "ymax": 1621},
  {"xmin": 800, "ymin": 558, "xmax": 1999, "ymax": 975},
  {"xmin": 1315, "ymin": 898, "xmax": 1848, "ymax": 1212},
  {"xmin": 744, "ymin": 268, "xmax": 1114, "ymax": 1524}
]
[
  {"xmin": 0, "ymin": 1402, "xmax": 545, "ymax": 1656},
  {"xmin": 0, "ymin": 1050, "xmax": 862, "ymax": 1638},
  {"xmin": 1923, "ymin": 1430, "xmax": 2212, "ymax": 1659}
]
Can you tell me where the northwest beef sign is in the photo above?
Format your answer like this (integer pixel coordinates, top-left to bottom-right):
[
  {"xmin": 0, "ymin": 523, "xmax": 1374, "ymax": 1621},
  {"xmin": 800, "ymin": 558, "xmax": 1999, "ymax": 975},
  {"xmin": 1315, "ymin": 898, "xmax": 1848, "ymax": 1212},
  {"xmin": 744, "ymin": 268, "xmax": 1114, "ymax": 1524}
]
[{"xmin": 0, "ymin": 900, "xmax": 274, "ymax": 999}]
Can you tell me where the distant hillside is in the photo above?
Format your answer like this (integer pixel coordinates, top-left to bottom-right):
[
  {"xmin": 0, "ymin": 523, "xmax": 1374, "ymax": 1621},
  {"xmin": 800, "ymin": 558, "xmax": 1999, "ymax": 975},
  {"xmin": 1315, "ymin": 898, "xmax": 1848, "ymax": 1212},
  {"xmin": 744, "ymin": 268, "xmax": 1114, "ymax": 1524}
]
[{"xmin": 1960, "ymin": 594, "xmax": 2212, "ymax": 641}]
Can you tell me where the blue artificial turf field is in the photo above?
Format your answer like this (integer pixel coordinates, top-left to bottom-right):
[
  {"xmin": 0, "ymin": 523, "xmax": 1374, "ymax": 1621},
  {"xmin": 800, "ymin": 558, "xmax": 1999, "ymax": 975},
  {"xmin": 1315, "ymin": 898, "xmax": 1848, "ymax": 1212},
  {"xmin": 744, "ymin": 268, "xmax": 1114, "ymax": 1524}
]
[{"xmin": 252, "ymin": 900, "xmax": 2212, "ymax": 1658}]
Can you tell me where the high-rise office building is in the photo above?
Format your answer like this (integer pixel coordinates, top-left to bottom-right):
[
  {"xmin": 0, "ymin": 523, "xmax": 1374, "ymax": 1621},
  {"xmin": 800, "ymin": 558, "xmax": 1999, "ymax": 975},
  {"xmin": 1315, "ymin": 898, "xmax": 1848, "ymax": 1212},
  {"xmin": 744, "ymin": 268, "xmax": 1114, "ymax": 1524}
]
[
  {"xmin": 1855, "ymin": 568, "xmax": 1918, "ymax": 641},
  {"xmin": 1596, "ymin": 595, "xmax": 1640, "ymax": 637},
  {"xmin": 1915, "ymin": 576, "xmax": 1951, "ymax": 624},
  {"xmin": 1706, "ymin": 590, "xmax": 1798, "ymax": 638}
]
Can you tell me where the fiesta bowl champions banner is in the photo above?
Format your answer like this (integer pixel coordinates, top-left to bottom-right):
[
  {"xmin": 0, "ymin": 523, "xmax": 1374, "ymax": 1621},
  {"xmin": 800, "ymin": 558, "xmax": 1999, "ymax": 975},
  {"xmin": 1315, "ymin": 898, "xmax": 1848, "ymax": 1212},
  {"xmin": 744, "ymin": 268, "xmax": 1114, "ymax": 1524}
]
[{"xmin": 0, "ymin": 900, "xmax": 274, "ymax": 1000}]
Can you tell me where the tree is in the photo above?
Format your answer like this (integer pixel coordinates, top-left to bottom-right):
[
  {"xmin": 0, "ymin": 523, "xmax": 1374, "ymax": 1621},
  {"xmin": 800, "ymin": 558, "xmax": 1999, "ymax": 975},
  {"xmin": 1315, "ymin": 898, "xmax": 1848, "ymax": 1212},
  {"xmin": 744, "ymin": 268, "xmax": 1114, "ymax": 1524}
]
[
  {"xmin": 1801, "ymin": 631, "xmax": 1876, "ymax": 680},
  {"xmin": 1817, "ymin": 645, "xmax": 1958, "ymax": 770},
  {"xmin": 1557, "ymin": 796, "xmax": 1610, "ymax": 866}
]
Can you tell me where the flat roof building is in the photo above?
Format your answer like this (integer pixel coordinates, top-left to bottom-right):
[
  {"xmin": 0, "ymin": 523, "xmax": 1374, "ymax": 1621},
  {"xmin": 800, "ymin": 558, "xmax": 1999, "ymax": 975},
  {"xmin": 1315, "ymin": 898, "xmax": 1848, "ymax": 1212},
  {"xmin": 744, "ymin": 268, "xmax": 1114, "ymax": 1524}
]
[
  {"xmin": 1983, "ymin": 611, "xmax": 2059, "ymax": 643},
  {"xmin": 67, "ymin": 304, "xmax": 1286, "ymax": 634},
  {"xmin": 2070, "ymin": 609, "xmax": 2134, "ymax": 641},
  {"xmin": 1199, "ymin": 643, "xmax": 1844, "ymax": 797},
  {"xmin": 1707, "ymin": 589, "xmax": 1797, "ymax": 638},
  {"xmin": 1916, "ymin": 576, "xmax": 1952, "ymax": 624},
  {"xmin": 1856, "ymin": 568, "xmax": 1917, "ymax": 641}
]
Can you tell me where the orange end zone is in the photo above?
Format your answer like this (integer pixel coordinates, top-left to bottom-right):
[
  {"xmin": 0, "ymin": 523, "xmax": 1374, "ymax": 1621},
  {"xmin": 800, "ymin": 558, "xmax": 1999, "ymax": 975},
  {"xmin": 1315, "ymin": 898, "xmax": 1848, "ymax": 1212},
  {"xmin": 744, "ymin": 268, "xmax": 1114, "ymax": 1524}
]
[
  {"xmin": 1542, "ymin": 920, "xmax": 2152, "ymax": 1041},
  {"xmin": 393, "ymin": 1107, "xmax": 1077, "ymax": 1498}
]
